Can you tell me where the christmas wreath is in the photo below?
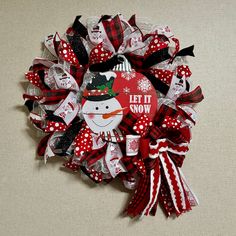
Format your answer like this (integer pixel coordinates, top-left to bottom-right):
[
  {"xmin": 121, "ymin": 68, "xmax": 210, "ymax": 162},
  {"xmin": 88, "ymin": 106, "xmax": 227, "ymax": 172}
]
[{"xmin": 23, "ymin": 14, "xmax": 204, "ymax": 218}]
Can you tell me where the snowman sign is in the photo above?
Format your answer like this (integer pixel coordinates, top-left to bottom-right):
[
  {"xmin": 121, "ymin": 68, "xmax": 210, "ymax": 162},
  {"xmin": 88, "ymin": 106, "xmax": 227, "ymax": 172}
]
[
  {"xmin": 82, "ymin": 70, "xmax": 157, "ymax": 142},
  {"xmin": 82, "ymin": 72, "xmax": 125, "ymax": 142}
]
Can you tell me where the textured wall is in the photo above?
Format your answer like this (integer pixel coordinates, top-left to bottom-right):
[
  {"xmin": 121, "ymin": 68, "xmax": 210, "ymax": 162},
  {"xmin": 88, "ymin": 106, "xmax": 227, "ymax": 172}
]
[{"xmin": 0, "ymin": 0, "xmax": 235, "ymax": 235}]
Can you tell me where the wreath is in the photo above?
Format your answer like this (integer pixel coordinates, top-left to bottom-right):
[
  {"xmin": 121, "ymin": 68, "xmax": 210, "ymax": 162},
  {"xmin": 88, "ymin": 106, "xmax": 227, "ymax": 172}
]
[{"xmin": 23, "ymin": 14, "xmax": 204, "ymax": 218}]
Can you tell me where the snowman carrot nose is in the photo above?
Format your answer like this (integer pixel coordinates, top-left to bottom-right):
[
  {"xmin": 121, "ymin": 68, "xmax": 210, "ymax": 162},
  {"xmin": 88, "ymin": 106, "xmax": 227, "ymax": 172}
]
[{"xmin": 102, "ymin": 107, "xmax": 127, "ymax": 119}]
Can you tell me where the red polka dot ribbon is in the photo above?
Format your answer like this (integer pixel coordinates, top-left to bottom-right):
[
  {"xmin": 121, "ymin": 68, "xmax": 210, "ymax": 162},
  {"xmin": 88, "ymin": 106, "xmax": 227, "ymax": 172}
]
[{"xmin": 58, "ymin": 40, "xmax": 80, "ymax": 65}]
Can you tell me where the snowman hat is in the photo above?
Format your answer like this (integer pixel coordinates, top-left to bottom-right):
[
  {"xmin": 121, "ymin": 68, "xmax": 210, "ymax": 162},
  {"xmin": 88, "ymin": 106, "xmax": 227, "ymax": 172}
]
[{"xmin": 83, "ymin": 72, "xmax": 119, "ymax": 101}]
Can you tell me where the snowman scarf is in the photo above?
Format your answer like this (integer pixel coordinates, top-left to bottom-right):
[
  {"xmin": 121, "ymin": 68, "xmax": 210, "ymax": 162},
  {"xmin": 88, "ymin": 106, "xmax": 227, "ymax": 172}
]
[{"xmin": 23, "ymin": 14, "xmax": 204, "ymax": 219}]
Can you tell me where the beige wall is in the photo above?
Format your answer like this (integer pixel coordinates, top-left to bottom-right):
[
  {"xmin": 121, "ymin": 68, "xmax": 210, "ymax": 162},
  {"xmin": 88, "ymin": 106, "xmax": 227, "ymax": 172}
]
[{"xmin": 0, "ymin": 0, "xmax": 235, "ymax": 235}]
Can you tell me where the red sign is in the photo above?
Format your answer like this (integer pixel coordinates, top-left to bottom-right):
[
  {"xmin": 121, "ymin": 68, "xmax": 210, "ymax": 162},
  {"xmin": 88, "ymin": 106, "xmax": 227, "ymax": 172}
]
[{"xmin": 113, "ymin": 71, "xmax": 157, "ymax": 120}]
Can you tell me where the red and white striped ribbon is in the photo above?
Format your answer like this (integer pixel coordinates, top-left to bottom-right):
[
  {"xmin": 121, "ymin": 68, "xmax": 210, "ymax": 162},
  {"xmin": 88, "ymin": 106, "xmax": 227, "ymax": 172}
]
[{"xmin": 140, "ymin": 138, "xmax": 191, "ymax": 216}]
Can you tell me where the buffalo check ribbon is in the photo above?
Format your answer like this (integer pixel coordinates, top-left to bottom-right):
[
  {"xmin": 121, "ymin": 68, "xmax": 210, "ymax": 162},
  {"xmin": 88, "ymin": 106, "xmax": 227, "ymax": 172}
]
[
  {"xmin": 149, "ymin": 139, "xmax": 191, "ymax": 215},
  {"xmin": 176, "ymin": 86, "xmax": 204, "ymax": 105},
  {"xmin": 121, "ymin": 105, "xmax": 197, "ymax": 217},
  {"xmin": 119, "ymin": 104, "xmax": 190, "ymax": 180},
  {"xmin": 102, "ymin": 15, "xmax": 124, "ymax": 52},
  {"xmin": 125, "ymin": 138, "xmax": 198, "ymax": 217}
]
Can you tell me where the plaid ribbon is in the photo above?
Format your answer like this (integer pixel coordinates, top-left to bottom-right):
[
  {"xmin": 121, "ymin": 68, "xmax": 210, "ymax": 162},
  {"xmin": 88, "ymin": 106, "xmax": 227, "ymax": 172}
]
[
  {"xmin": 118, "ymin": 111, "xmax": 138, "ymax": 135},
  {"xmin": 89, "ymin": 16, "xmax": 175, "ymax": 73},
  {"xmin": 121, "ymin": 156, "xmax": 137, "ymax": 176},
  {"xmin": 168, "ymin": 152, "xmax": 185, "ymax": 167},
  {"xmin": 41, "ymin": 89, "xmax": 69, "ymax": 104},
  {"xmin": 119, "ymin": 104, "xmax": 189, "ymax": 153},
  {"xmin": 70, "ymin": 65, "xmax": 86, "ymax": 87},
  {"xmin": 118, "ymin": 104, "xmax": 190, "ymax": 187},
  {"xmin": 23, "ymin": 94, "xmax": 42, "ymax": 101},
  {"xmin": 176, "ymin": 86, "xmax": 204, "ymax": 105},
  {"xmin": 121, "ymin": 154, "xmax": 146, "ymax": 177},
  {"xmin": 126, "ymin": 138, "xmax": 192, "ymax": 217},
  {"xmin": 37, "ymin": 134, "xmax": 52, "ymax": 156},
  {"xmin": 150, "ymin": 104, "xmax": 178, "ymax": 137},
  {"xmin": 125, "ymin": 53, "xmax": 144, "ymax": 72},
  {"xmin": 81, "ymin": 144, "xmax": 108, "ymax": 167},
  {"xmin": 102, "ymin": 15, "xmax": 124, "ymax": 52},
  {"xmin": 174, "ymin": 86, "xmax": 204, "ymax": 125},
  {"xmin": 125, "ymin": 170, "xmax": 151, "ymax": 217}
]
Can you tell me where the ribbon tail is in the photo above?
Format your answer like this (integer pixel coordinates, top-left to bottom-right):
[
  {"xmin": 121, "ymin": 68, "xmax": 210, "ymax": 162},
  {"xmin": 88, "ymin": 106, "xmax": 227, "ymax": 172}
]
[
  {"xmin": 125, "ymin": 172, "xmax": 150, "ymax": 217},
  {"xmin": 44, "ymin": 134, "xmax": 56, "ymax": 163},
  {"xmin": 176, "ymin": 86, "xmax": 204, "ymax": 105},
  {"xmin": 71, "ymin": 15, "xmax": 88, "ymax": 39},
  {"xmin": 178, "ymin": 168, "xmax": 199, "ymax": 207},
  {"xmin": 140, "ymin": 162, "xmax": 161, "ymax": 217},
  {"xmin": 37, "ymin": 134, "xmax": 52, "ymax": 156},
  {"xmin": 173, "ymin": 45, "xmax": 195, "ymax": 60},
  {"xmin": 159, "ymin": 152, "xmax": 187, "ymax": 215}
]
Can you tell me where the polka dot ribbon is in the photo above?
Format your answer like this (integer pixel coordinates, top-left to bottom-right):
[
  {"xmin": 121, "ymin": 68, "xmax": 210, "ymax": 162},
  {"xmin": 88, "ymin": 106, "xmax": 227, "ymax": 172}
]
[
  {"xmin": 89, "ymin": 42, "xmax": 113, "ymax": 65},
  {"xmin": 44, "ymin": 121, "xmax": 67, "ymax": 132},
  {"xmin": 144, "ymin": 35, "xmax": 168, "ymax": 58},
  {"xmin": 58, "ymin": 39, "xmax": 80, "ymax": 65},
  {"xmin": 133, "ymin": 113, "xmax": 185, "ymax": 140},
  {"xmin": 126, "ymin": 138, "xmax": 193, "ymax": 217},
  {"xmin": 133, "ymin": 114, "xmax": 153, "ymax": 137},
  {"xmin": 177, "ymin": 65, "xmax": 192, "ymax": 78},
  {"xmin": 25, "ymin": 71, "xmax": 46, "ymax": 90},
  {"xmin": 149, "ymin": 68, "xmax": 174, "ymax": 86},
  {"xmin": 74, "ymin": 125, "xmax": 93, "ymax": 156}
]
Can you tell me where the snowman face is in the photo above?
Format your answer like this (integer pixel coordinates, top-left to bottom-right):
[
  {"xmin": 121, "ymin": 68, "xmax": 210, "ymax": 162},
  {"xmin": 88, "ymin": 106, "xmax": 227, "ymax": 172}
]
[
  {"xmin": 60, "ymin": 75, "xmax": 72, "ymax": 88},
  {"xmin": 172, "ymin": 75, "xmax": 186, "ymax": 94},
  {"xmin": 82, "ymin": 98, "xmax": 123, "ymax": 133}
]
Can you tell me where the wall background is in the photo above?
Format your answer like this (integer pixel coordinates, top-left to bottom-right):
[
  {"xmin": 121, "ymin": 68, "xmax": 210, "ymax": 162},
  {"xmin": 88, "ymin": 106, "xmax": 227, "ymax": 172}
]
[{"xmin": 0, "ymin": 0, "xmax": 235, "ymax": 235}]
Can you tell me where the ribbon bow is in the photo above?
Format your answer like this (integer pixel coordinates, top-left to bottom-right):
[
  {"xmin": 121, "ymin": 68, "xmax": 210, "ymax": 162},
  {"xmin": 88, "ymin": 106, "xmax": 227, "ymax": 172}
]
[{"xmin": 118, "ymin": 104, "xmax": 198, "ymax": 217}]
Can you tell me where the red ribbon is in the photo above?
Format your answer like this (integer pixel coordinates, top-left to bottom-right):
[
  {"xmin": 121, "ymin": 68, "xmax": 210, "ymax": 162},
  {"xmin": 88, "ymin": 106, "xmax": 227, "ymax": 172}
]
[
  {"xmin": 126, "ymin": 138, "xmax": 194, "ymax": 217},
  {"xmin": 119, "ymin": 104, "xmax": 197, "ymax": 217}
]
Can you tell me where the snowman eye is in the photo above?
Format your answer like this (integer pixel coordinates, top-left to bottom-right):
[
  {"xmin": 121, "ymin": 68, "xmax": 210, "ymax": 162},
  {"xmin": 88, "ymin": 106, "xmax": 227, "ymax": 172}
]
[
  {"xmin": 95, "ymin": 107, "xmax": 99, "ymax": 110},
  {"xmin": 105, "ymin": 106, "xmax": 109, "ymax": 109}
]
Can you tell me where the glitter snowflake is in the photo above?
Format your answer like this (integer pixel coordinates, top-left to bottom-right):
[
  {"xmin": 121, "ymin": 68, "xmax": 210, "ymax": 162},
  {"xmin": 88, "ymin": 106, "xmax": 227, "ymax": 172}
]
[
  {"xmin": 137, "ymin": 78, "xmax": 151, "ymax": 93},
  {"xmin": 121, "ymin": 71, "xmax": 136, "ymax": 81},
  {"xmin": 123, "ymin": 87, "xmax": 130, "ymax": 94}
]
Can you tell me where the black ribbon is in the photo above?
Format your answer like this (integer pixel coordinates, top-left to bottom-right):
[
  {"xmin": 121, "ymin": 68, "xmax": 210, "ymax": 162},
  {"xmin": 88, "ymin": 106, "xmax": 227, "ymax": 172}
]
[
  {"xmin": 98, "ymin": 15, "xmax": 112, "ymax": 23},
  {"xmin": 128, "ymin": 15, "xmax": 136, "ymax": 27},
  {"xmin": 142, "ymin": 45, "xmax": 194, "ymax": 94},
  {"xmin": 170, "ymin": 45, "xmax": 195, "ymax": 63},
  {"xmin": 143, "ymin": 47, "xmax": 171, "ymax": 69},
  {"xmin": 45, "ymin": 110, "xmax": 65, "ymax": 123},
  {"xmin": 143, "ymin": 72, "xmax": 190, "ymax": 95},
  {"xmin": 89, "ymin": 55, "xmax": 124, "ymax": 72},
  {"xmin": 55, "ymin": 118, "xmax": 83, "ymax": 155},
  {"xmin": 38, "ymin": 70, "xmax": 51, "ymax": 90},
  {"xmin": 24, "ymin": 100, "xmax": 35, "ymax": 112},
  {"xmin": 67, "ymin": 33, "xmax": 89, "ymax": 65},
  {"xmin": 142, "ymin": 72, "xmax": 170, "ymax": 95},
  {"xmin": 72, "ymin": 16, "xmax": 88, "ymax": 39}
]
